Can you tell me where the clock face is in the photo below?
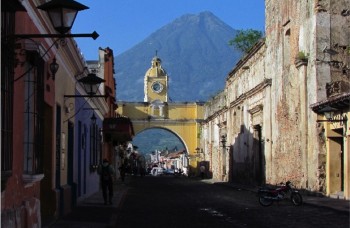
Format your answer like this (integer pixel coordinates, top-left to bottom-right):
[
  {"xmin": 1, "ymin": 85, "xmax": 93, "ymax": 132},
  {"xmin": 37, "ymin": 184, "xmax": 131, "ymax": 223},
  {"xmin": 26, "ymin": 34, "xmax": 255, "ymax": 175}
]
[{"xmin": 151, "ymin": 81, "xmax": 163, "ymax": 93}]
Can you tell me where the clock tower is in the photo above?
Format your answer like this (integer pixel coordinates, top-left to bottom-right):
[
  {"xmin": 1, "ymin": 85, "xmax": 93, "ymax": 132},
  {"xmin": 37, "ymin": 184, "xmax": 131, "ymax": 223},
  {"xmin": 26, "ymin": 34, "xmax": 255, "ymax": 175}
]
[
  {"xmin": 144, "ymin": 55, "xmax": 168, "ymax": 103},
  {"xmin": 118, "ymin": 54, "xmax": 205, "ymax": 173}
]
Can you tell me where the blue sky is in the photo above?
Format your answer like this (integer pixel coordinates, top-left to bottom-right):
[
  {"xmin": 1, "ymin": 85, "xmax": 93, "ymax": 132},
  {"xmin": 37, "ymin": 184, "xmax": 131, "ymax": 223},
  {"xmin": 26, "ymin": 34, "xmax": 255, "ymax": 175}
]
[{"xmin": 72, "ymin": 0, "xmax": 265, "ymax": 60}]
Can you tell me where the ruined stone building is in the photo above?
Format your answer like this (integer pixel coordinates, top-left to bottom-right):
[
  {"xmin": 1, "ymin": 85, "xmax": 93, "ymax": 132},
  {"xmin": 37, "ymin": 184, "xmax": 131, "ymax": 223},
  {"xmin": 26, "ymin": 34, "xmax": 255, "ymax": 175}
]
[{"xmin": 201, "ymin": 0, "xmax": 350, "ymax": 199}]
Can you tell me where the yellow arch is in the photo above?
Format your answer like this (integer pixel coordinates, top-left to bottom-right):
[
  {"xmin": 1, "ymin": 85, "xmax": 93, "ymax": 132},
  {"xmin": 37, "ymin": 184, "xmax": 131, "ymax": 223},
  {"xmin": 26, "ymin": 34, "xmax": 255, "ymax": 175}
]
[
  {"xmin": 117, "ymin": 55, "xmax": 205, "ymax": 171},
  {"xmin": 117, "ymin": 101, "xmax": 204, "ymax": 168},
  {"xmin": 135, "ymin": 126, "xmax": 188, "ymax": 152}
]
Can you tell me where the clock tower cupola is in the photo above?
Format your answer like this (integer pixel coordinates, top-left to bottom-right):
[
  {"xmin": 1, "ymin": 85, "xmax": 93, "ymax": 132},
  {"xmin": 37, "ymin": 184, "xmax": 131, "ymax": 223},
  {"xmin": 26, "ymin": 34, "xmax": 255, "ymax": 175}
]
[{"xmin": 144, "ymin": 55, "xmax": 168, "ymax": 103}]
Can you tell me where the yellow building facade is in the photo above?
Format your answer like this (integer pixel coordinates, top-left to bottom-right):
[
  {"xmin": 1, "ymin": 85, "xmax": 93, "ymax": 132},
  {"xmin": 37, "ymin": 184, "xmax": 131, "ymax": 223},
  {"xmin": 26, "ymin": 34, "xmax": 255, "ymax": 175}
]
[
  {"xmin": 311, "ymin": 95, "xmax": 350, "ymax": 199},
  {"xmin": 117, "ymin": 56, "xmax": 204, "ymax": 170}
]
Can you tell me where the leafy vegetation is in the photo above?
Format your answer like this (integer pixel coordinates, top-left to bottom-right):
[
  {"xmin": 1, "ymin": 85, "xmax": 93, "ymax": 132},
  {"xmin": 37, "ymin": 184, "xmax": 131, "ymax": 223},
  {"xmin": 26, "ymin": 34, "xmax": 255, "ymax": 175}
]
[
  {"xmin": 296, "ymin": 51, "xmax": 308, "ymax": 60},
  {"xmin": 229, "ymin": 29, "xmax": 263, "ymax": 53}
]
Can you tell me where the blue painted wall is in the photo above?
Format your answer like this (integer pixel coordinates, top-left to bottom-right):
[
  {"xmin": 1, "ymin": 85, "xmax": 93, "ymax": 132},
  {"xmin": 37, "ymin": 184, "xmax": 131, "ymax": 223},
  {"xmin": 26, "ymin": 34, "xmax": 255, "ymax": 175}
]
[{"xmin": 73, "ymin": 95, "xmax": 103, "ymax": 199}]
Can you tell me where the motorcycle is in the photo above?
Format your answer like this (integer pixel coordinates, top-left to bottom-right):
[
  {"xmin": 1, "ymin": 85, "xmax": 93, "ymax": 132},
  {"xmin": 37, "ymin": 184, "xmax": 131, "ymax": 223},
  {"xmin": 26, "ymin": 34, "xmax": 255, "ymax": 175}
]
[{"xmin": 258, "ymin": 181, "xmax": 303, "ymax": 206}]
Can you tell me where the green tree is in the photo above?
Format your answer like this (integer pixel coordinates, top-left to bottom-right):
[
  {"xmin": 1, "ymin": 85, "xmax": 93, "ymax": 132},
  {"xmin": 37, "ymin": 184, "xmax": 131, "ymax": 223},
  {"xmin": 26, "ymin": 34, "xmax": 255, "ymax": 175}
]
[{"xmin": 229, "ymin": 29, "xmax": 263, "ymax": 53}]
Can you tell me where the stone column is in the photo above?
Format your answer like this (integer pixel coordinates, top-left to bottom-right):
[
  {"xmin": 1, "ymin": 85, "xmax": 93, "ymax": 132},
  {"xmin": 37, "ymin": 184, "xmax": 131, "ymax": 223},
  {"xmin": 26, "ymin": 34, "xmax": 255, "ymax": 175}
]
[{"xmin": 296, "ymin": 60, "xmax": 308, "ymax": 189}]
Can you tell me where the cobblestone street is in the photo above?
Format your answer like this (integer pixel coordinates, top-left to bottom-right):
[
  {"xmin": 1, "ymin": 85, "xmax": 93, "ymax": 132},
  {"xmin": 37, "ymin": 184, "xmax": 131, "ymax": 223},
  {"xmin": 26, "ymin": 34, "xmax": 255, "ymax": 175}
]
[{"xmin": 114, "ymin": 176, "xmax": 349, "ymax": 228}]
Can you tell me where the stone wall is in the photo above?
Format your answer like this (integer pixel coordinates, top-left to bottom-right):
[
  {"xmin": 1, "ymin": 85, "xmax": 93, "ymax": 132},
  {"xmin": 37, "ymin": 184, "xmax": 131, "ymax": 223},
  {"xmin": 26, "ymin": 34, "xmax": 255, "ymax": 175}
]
[
  {"xmin": 1, "ymin": 197, "xmax": 41, "ymax": 228},
  {"xmin": 265, "ymin": 0, "xmax": 349, "ymax": 191},
  {"xmin": 225, "ymin": 42, "xmax": 269, "ymax": 185},
  {"xmin": 202, "ymin": 0, "xmax": 349, "ymax": 193},
  {"xmin": 202, "ymin": 91, "xmax": 226, "ymax": 180}
]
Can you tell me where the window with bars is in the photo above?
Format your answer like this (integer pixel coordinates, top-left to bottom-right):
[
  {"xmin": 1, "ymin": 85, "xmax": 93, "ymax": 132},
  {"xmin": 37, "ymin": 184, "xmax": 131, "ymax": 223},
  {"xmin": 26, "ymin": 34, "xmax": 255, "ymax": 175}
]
[
  {"xmin": 90, "ymin": 120, "xmax": 101, "ymax": 170},
  {"xmin": 23, "ymin": 51, "xmax": 45, "ymax": 175},
  {"xmin": 1, "ymin": 8, "xmax": 15, "ymax": 188}
]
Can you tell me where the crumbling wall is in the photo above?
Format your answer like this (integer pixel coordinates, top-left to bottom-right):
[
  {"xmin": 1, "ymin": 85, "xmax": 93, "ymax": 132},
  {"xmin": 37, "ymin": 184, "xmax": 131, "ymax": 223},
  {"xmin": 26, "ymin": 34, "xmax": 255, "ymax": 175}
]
[{"xmin": 265, "ymin": 0, "xmax": 317, "ymax": 188}]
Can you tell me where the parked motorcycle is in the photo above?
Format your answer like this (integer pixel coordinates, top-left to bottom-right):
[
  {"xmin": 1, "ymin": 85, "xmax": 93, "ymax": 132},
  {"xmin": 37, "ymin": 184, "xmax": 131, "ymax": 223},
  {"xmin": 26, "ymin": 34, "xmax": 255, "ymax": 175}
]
[{"xmin": 258, "ymin": 181, "xmax": 303, "ymax": 206}]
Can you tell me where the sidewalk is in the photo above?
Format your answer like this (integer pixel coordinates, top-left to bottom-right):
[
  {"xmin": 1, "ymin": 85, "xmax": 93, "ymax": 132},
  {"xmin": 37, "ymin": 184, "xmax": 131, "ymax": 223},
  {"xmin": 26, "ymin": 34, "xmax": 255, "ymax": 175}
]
[
  {"xmin": 202, "ymin": 179, "xmax": 349, "ymax": 214},
  {"xmin": 45, "ymin": 181, "xmax": 129, "ymax": 228}
]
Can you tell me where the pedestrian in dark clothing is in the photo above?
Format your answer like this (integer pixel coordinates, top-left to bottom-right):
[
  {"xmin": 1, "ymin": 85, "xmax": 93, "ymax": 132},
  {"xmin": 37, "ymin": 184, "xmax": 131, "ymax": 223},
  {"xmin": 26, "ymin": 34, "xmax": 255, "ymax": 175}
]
[
  {"xmin": 119, "ymin": 164, "xmax": 126, "ymax": 182},
  {"xmin": 98, "ymin": 159, "xmax": 115, "ymax": 205},
  {"xmin": 200, "ymin": 165, "xmax": 206, "ymax": 179}
]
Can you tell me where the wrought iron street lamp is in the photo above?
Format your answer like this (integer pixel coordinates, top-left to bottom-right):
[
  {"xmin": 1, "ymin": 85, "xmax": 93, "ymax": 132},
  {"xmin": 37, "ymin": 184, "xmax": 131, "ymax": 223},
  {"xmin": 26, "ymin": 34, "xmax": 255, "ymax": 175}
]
[
  {"xmin": 14, "ymin": 0, "xmax": 99, "ymax": 40},
  {"xmin": 317, "ymin": 106, "xmax": 348, "ymax": 124},
  {"xmin": 195, "ymin": 147, "xmax": 201, "ymax": 157},
  {"xmin": 220, "ymin": 135, "xmax": 227, "ymax": 148},
  {"xmin": 8, "ymin": 0, "xmax": 99, "ymax": 82},
  {"xmin": 49, "ymin": 58, "xmax": 59, "ymax": 79},
  {"xmin": 195, "ymin": 147, "xmax": 204, "ymax": 162},
  {"xmin": 38, "ymin": 0, "xmax": 88, "ymax": 35},
  {"xmin": 64, "ymin": 73, "xmax": 107, "ymax": 98},
  {"xmin": 79, "ymin": 73, "xmax": 105, "ymax": 96},
  {"xmin": 220, "ymin": 134, "xmax": 229, "ymax": 176},
  {"xmin": 220, "ymin": 135, "xmax": 229, "ymax": 154}
]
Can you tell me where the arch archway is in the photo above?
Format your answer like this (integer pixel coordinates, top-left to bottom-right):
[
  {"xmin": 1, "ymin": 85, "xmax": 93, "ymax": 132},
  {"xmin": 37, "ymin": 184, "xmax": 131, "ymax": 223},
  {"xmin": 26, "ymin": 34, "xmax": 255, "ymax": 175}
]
[
  {"xmin": 116, "ymin": 55, "xmax": 205, "ymax": 175},
  {"xmin": 133, "ymin": 127, "xmax": 188, "ymax": 154},
  {"xmin": 116, "ymin": 101, "xmax": 205, "ymax": 174}
]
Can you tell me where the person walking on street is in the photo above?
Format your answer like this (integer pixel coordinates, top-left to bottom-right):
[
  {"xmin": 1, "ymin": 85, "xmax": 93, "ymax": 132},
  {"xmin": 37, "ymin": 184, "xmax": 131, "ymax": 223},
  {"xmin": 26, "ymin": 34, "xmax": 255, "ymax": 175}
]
[
  {"xmin": 119, "ymin": 164, "xmax": 126, "ymax": 182},
  {"xmin": 200, "ymin": 165, "xmax": 206, "ymax": 179},
  {"xmin": 98, "ymin": 159, "xmax": 115, "ymax": 205}
]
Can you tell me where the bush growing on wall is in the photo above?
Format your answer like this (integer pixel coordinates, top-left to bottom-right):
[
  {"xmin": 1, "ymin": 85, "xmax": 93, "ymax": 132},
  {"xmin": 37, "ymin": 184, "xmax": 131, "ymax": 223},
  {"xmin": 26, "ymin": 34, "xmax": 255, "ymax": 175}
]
[{"xmin": 229, "ymin": 29, "xmax": 263, "ymax": 53}]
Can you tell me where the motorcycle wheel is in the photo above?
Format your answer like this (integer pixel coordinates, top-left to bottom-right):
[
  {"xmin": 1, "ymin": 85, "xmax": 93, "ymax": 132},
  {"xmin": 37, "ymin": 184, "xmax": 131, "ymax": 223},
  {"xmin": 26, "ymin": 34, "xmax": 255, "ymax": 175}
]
[
  {"xmin": 291, "ymin": 192, "xmax": 303, "ymax": 206},
  {"xmin": 258, "ymin": 194, "xmax": 273, "ymax": 207}
]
